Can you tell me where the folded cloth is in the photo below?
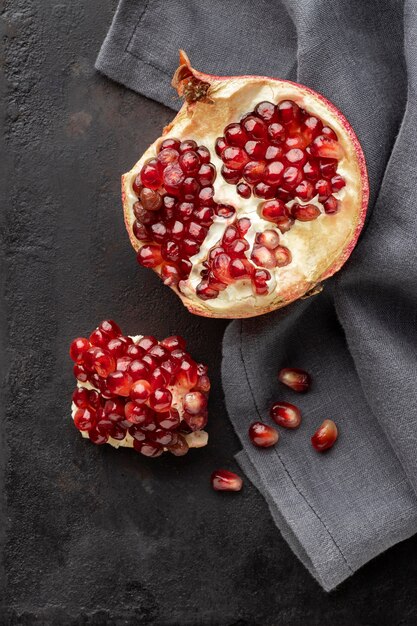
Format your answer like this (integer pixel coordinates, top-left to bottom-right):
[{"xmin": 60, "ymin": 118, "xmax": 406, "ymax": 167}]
[{"xmin": 96, "ymin": 0, "xmax": 417, "ymax": 590}]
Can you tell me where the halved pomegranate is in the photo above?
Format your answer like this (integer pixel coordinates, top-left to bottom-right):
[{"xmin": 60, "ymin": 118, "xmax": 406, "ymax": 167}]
[
  {"xmin": 69, "ymin": 320, "xmax": 209, "ymax": 457},
  {"xmin": 122, "ymin": 51, "xmax": 368, "ymax": 318}
]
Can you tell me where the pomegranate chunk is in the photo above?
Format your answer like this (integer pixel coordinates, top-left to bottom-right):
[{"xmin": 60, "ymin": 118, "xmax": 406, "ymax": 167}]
[
  {"xmin": 248, "ymin": 422, "xmax": 279, "ymax": 448},
  {"xmin": 70, "ymin": 321, "xmax": 210, "ymax": 456},
  {"xmin": 278, "ymin": 367, "xmax": 311, "ymax": 393},
  {"xmin": 211, "ymin": 470, "xmax": 243, "ymax": 492},
  {"xmin": 311, "ymin": 419, "xmax": 338, "ymax": 451},
  {"xmin": 270, "ymin": 401, "xmax": 301, "ymax": 429}
]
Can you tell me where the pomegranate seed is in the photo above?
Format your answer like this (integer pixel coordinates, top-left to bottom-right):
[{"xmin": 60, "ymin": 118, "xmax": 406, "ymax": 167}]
[
  {"xmin": 110, "ymin": 423, "xmax": 127, "ymax": 440},
  {"xmin": 140, "ymin": 159, "xmax": 162, "ymax": 190},
  {"xmin": 242, "ymin": 115, "xmax": 267, "ymax": 140},
  {"xmin": 237, "ymin": 217, "xmax": 251, "ymax": 236},
  {"xmin": 227, "ymin": 238, "xmax": 249, "ymax": 258},
  {"xmin": 150, "ymin": 221, "xmax": 167, "ymax": 242},
  {"xmin": 100, "ymin": 320, "xmax": 122, "ymax": 339},
  {"xmin": 123, "ymin": 402, "xmax": 147, "ymax": 424},
  {"xmin": 133, "ymin": 221, "xmax": 150, "ymax": 241},
  {"xmin": 69, "ymin": 337, "xmax": 90, "ymax": 362},
  {"xmin": 107, "ymin": 337, "xmax": 131, "ymax": 359},
  {"xmin": 331, "ymin": 174, "xmax": 346, "ymax": 192},
  {"xmin": 198, "ymin": 186, "xmax": 215, "ymax": 207},
  {"xmin": 182, "ymin": 411, "xmax": 208, "ymax": 431},
  {"xmin": 254, "ymin": 101, "xmax": 277, "ymax": 122},
  {"xmin": 278, "ymin": 367, "xmax": 311, "ymax": 392},
  {"xmin": 248, "ymin": 422, "xmax": 279, "ymax": 447},
  {"xmin": 196, "ymin": 280, "xmax": 219, "ymax": 300},
  {"xmin": 132, "ymin": 175, "xmax": 143, "ymax": 196},
  {"xmin": 149, "ymin": 387, "xmax": 172, "ymax": 412},
  {"xmin": 72, "ymin": 387, "xmax": 89, "ymax": 408},
  {"xmin": 73, "ymin": 407, "xmax": 96, "ymax": 431},
  {"xmin": 212, "ymin": 253, "xmax": 234, "ymax": 284},
  {"xmin": 116, "ymin": 355, "xmax": 132, "ymax": 372},
  {"xmin": 222, "ymin": 225, "xmax": 239, "ymax": 246},
  {"xmin": 163, "ymin": 163, "xmax": 185, "ymax": 195},
  {"xmin": 292, "ymin": 203, "xmax": 321, "ymax": 221},
  {"xmin": 133, "ymin": 440, "xmax": 163, "ymax": 457},
  {"xmin": 315, "ymin": 179, "xmax": 332, "ymax": 200},
  {"xmin": 310, "ymin": 135, "xmax": 343, "ymax": 159},
  {"xmin": 274, "ymin": 245, "xmax": 292, "ymax": 267},
  {"xmin": 311, "ymin": 419, "xmax": 338, "ymax": 451},
  {"xmin": 223, "ymin": 146, "xmax": 249, "ymax": 170},
  {"xmin": 107, "ymin": 370, "xmax": 133, "ymax": 397},
  {"xmin": 136, "ymin": 336, "xmax": 156, "ymax": 351},
  {"xmin": 285, "ymin": 148, "xmax": 307, "ymax": 166},
  {"xmin": 243, "ymin": 161, "xmax": 265, "ymax": 184},
  {"xmin": 278, "ymin": 100, "xmax": 300, "ymax": 124},
  {"xmin": 322, "ymin": 126, "xmax": 338, "ymax": 140},
  {"xmin": 244, "ymin": 140, "xmax": 267, "ymax": 160},
  {"xmin": 224, "ymin": 123, "xmax": 248, "ymax": 147},
  {"xmin": 221, "ymin": 165, "xmax": 242, "ymax": 184},
  {"xmin": 183, "ymin": 391, "xmax": 207, "ymax": 414},
  {"xmin": 89, "ymin": 428, "xmax": 109, "ymax": 445},
  {"xmin": 294, "ymin": 180, "xmax": 315, "ymax": 201},
  {"xmin": 319, "ymin": 158, "xmax": 338, "ymax": 179},
  {"xmin": 168, "ymin": 434, "xmax": 189, "ymax": 456},
  {"xmin": 323, "ymin": 195, "xmax": 339, "ymax": 214},
  {"xmin": 128, "ymin": 359, "xmax": 150, "ymax": 381},
  {"xmin": 252, "ymin": 268, "xmax": 271, "ymax": 294},
  {"xmin": 73, "ymin": 363, "xmax": 88, "ymax": 382},
  {"xmin": 281, "ymin": 166, "xmax": 303, "ymax": 191},
  {"xmin": 130, "ymin": 379, "xmax": 152, "ymax": 404},
  {"xmin": 268, "ymin": 122, "xmax": 285, "ymax": 143},
  {"xmin": 285, "ymin": 135, "xmax": 305, "ymax": 150},
  {"xmin": 140, "ymin": 188, "xmax": 162, "ymax": 211},
  {"xmin": 215, "ymin": 137, "xmax": 227, "ymax": 156},
  {"xmin": 150, "ymin": 428, "xmax": 177, "ymax": 446},
  {"xmin": 181, "ymin": 177, "xmax": 200, "ymax": 200},
  {"xmin": 134, "ymin": 203, "xmax": 157, "ymax": 225},
  {"xmin": 229, "ymin": 258, "xmax": 252, "ymax": 279},
  {"xmin": 179, "ymin": 151, "xmax": 200, "ymax": 175},
  {"xmin": 263, "ymin": 161, "xmax": 284, "ymax": 185},
  {"xmin": 193, "ymin": 206, "xmax": 214, "ymax": 224},
  {"xmin": 270, "ymin": 401, "xmax": 301, "ymax": 429},
  {"xmin": 128, "ymin": 424, "xmax": 147, "ymax": 441},
  {"xmin": 303, "ymin": 160, "xmax": 320, "ymax": 181},
  {"xmin": 160, "ymin": 335, "xmax": 186, "ymax": 351},
  {"xmin": 256, "ymin": 230, "xmax": 280, "ymax": 249},
  {"xmin": 237, "ymin": 182, "xmax": 251, "ymax": 199},
  {"xmin": 156, "ymin": 408, "xmax": 181, "ymax": 430},
  {"xmin": 251, "ymin": 245, "xmax": 277, "ymax": 269},
  {"xmin": 211, "ymin": 469, "xmax": 243, "ymax": 492},
  {"xmin": 196, "ymin": 145, "xmax": 210, "ymax": 162},
  {"xmin": 137, "ymin": 244, "xmax": 162, "ymax": 268},
  {"xmin": 197, "ymin": 163, "xmax": 216, "ymax": 186},
  {"xmin": 253, "ymin": 182, "xmax": 276, "ymax": 199},
  {"xmin": 156, "ymin": 148, "xmax": 179, "ymax": 171},
  {"xmin": 159, "ymin": 137, "xmax": 181, "ymax": 151},
  {"xmin": 265, "ymin": 145, "xmax": 283, "ymax": 161},
  {"xmin": 176, "ymin": 358, "xmax": 198, "ymax": 388},
  {"xmin": 179, "ymin": 139, "xmax": 198, "ymax": 153},
  {"xmin": 259, "ymin": 199, "xmax": 290, "ymax": 227},
  {"xmin": 90, "ymin": 347, "xmax": 116, "ymax": 378}
]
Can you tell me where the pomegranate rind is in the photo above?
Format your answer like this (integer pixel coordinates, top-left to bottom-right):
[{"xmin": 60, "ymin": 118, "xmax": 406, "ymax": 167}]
[{"xmin": 122, "ymin": 52, "xmax": 369, "ymax": 319}]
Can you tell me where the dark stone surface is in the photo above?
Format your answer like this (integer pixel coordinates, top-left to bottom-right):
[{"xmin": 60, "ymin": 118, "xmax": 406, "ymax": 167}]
[{"xmin": 1, "ymin": 1, "xmax": 417, "ymax": 624}]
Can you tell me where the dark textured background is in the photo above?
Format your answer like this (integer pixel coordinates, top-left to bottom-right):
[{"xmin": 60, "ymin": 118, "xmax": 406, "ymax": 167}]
[{"xmin": 1, "ymin": 1, "xmax": 417, "ymax": 624}]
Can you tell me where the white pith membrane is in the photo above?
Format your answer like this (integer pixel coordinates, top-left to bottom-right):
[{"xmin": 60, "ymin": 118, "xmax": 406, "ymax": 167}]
[
  {"xmin": 123, "ymin": 59, "xmax": 367, "ymax": 318},
  {"xmin": 71, "ymin": 335, "xmax": 208, "ymax": 452}
]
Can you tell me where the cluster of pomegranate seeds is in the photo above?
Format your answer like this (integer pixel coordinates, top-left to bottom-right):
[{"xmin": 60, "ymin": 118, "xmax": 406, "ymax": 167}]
[
  {"xmin": 133, "ymin": 138, "xmax": 233, "ymax": 287},
  {"xmin": 216, "ymin": 100, "xmax": 345, "ymax": 222},
  {"xmin": 249, "ymin": 367, "xmax": 338, "ymax": 452},
  {"xmin": 211, "ymin": 469, "xmax": 243, "ymax": 492},
  {"xmin": 69, "ymin": 320, "xmax": 210, "ymax": 457}
]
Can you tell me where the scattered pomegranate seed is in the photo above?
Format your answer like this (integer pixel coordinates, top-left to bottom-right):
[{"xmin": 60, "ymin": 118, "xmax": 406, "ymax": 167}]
[
  {"xmin": 311, "ymin": 419, "xmax": 338, "ymax": 451},
  {"xmin": 211, "ymin": 469, "xmax": 243, "ymax": 492},
  {"xmin": 270, "ymin": 401, "xmax": 301, "ymax": 429},
  {"xmin": 248, "ymin": 421, "xmax": 279, "ymax": 448},
  {"xmin": 278, "ymin": 367, "xmax": 311, "ymax": 393}
]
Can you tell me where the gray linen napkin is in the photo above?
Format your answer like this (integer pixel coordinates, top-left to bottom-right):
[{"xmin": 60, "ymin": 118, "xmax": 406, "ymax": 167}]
[{"xmin": 96, "ymin": 0, "xmax": 417, "ymax": 590}]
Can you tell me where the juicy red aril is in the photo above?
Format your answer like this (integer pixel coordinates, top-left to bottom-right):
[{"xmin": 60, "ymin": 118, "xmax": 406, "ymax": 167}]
[
  {"xmin": 248, "ymin": 422, "xmax": 279, "ymax": 447},
  {"xmin": 215, "ymin": 137, "xmax": 227, "ymax": 156},
  {"xmin": 254, "ymin": 101, "xmax": 277, "ymax": 122},
  {"xmin": 74, "ymin": 363, "xmax": 88, "ymax": 382},
  {"xmin": 278, "ymin": 100, "xmax": 300, "ymax": 124},
  {"xmin": 89, "ymin": 429, "xmax": 109, "ymax": 445},
  {"xmin": 72, "ymin": 387, "xmax": 89, "ymax": 408},
  {"xmin": 130, "ymin": 379, "xmax": 152, "ymax": 404},
  {"xmin": 140, "ymin": 159, "xmax": 161, "ymax": 190},
  {"xmin": 182, "ymin": 177, "xmax": 200, "ymax": 200},
  {"xmin": 319, "ymin": 158, "xmax": 338, "ymax": 179},
  {"xmin": 323, "ymin": 195, "xmax": 339, "ymax": 214},
  {"xmin": 176, "ymin": 358, "xmax": 198, "ymax": 388},
  {"xmin": 156, "ymin": 408, "xmax": 181, "ymax": 430},
  {"xmin": 265, "ymin": 145, "xmax": 283, "ymax": 161},
  {"xmin": 74, "ymin": 407, "xmax": 96, "ymax": 431},
  {"xmin": 278, "ymin": 367, "xmax": 311, "ymax": 392},
  {"xmin": 128, "ymin": 424, "xmax": 147, "ymax": 441},
  {"xmin": 237, "ymin": 217, "xmax": 251, "ymax": 235},
  {"xmin": 221, "ymin": 165, "xmax": 241, "ymax": 184},
  {"xmin": 161, "ymin": 240, "xmax": 181, "ymax": 263},
  {"xmin": 137, "ymin": 245, "xmax": 162, "ymax": 268},
  {"xmin": 212, "ymin": 253, "xmax": 234, "ymax": 284},
  {"xmin": 315, "ymin": 179, "xmax": 332, "ymax": 199},
  {"xmin": 281, "ymin": 166, "xmax": 303, "ymax": 190},
  {"xmin": 132, "ymin": 176, "xmax": 143, "ymax": 196},
  {"xmin": 69, "ymin": 337, "xmax": 90, "ymax": 362},
  {"xmin": 197, "ymin": 163, "xmax": 216, "ymax": 186},
  {"xmin": 252, "ymin": 269, "xmax": 271, "ymax": 295},
  {"xmin": 198, "ymin": 186, "xmax": 215, "ymax": 206},
  {"xmin": 254, "ymin": 182, "xmax": 276, "ymax": 199},
  {"xmin": 259, "ymin": 199, "xmax": 289, "ymax": 226},
  {"xmin": 224, "ymin": 123, "xmax": 248, "ymax": 147},
  {"xmin": 149, "ymin": 387, "xmax": 172, "ymax": 412},
  {"xmin": 179, "ymin": 151, "xmax": 200, "ymax": 175},
  {"xmin": 179, "ymin": 139, "xmax": 198, "ymax": 153},
  {"xmin": 211, "ymin": 470, "xmax": 243, "ymax": 492},
  {"xmin": 311, "ymin": 419, "xmax": 338, "ymax": 451},
  {"xmin": 107, "ymin": 337, "xmax": 132, "ymax": 359},
  {"xmin": 274, "ymin": 246, "xmax": 292, "ymax": 267},
  {"xmin": 133, "ymin": 440, "xmax": 163, "ymax": 457},
  {"xmin": 215, "ymin": 204, "xmax": 236, "ymax": 219},
  {"xmin": 150, "ymin": 428, "xmax": 177, "ymax": 446},
  {"xmin": 140, "ymin": 188, "xmax": 162, "ymax": 211},
  {"xmin": 160, "ymin": 335, "xmax": 186, "ymax": 351},
  {"xmin": 182, "ymin": 411, "xmax": 208, "ymax": 431},
  {"xmin": 270, "ymin": 401, "xmax": 301, "ymax": 429},
  {"xmin": 331, "ymin": 174, "xmax": 346, "ymax": 191},
  {"xmin": 243, "ymin": 161, "xmax": 265, "ymax": 184},
  {"xmin": 89, "ymin": 328, "xmax": 107, "ymax": 348},
  {"xmin": 183, "ymin": 391, "xmax": 207, "ymax": 414},
  {"xmin": 196, "ymin": 145, "xmax": 210, "ymax": 162},
  {"xmin": 251, "ymin": 245, "xmax": 277, "ymax": 269},
  {"xmin": 124, "ymin": 402, "xmax": 148, "ymax": 424},
  {"xmin": 128, "ymin": 359, "xmax": 150, "ymax": 381},
  {"xmin": 292, "ymin": 203, "xmax": 321, "ymax": 221},
  {"xmin": 227, "ymin": 238, "xmax": 249, "ymax": 257},
  {"xmin": 137, "ymin": 336, "xmax": 157, "ymax": 351},
  {"xmin": 222, "ymin": 146, "xmax": 249, "ymax": 170},
  {"xmin": 107, "ymin": 370, "xmax": 133, "ymax": 397},
  {"xmin": 156, "ymin": 148, "xmax": 179, "ymax": 171},
  {"xmin": 229, "ymin": 258, "xmax": 252, "ymax": 279},
  {"xmin": 168, "ymin": 434, "xmax": 189, "ymax": 456},
  {"xmin": 310, "ymin": 135, "xmax": 343, "ymax": 159},
  {"xmin": 294, "ymin": 180, "xmax": 315, "ymax": 201},
  {"xmin": 237, "ymin": 182, "xmax": 251, "ymax": 198},
  {"xmin": 196, "ymin": 281, "xmax": 219, "ymax": 300},
  {"xmin": 263, "ymin": 161, "xmax": 284, "ymax": 185},
  {"xmin": 163, "ymin": 163, "xmax": 185, "ymax": 195},
  {"xmin": 159, "ymin": 137, "xmax": 181, "ymax": 151},
  {"xmin": 244, "ymin": 140, "xmax": 267, "ymax": 160},
  {"xmin": 268, "ymin": 122, "xmax": 285, "ymax": 143},
  {"xmin": 303, "ymin": 160, "xmax": 320, "ymax": 180},
  {"xmin": 242, "ymin": 115, "xmax": 267, "ymax": 140},
  {"xmin": 133, "ymin": 221, "xmax": 150, "ymax": 241},
  {"xmin": 256, "ymin": 230, "xmax": 280, "ymax": 249},
  {"xmin": 285, "ymin": 148, "xmax": 307, "ymax": 165}
]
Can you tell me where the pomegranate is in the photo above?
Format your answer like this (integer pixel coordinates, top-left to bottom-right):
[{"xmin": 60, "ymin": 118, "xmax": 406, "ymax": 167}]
[
  {"xmin": 211, "ymin": 469, "xmax": 243, "ymax": 492},
  {"xmin": 248, "ymin": 421, "xmax": 279, "ymax": 448},
  {"xmin": 69, "ymin": 320, "xmax": 210, "ymax": 456},
  {"xmin": 122, "ymin": 51, "xmax": 368, "ymax": 318},
  {"xmin": 270, "ymin": 401, "xmax": 301, "ymax": 429},
  {"xmin": 311, "ymin": 419, "xmax": 338, "ymax": 452},
  {"xmin": 278, "ymin": 367, "xmax": 311, "ymax": 392}
]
